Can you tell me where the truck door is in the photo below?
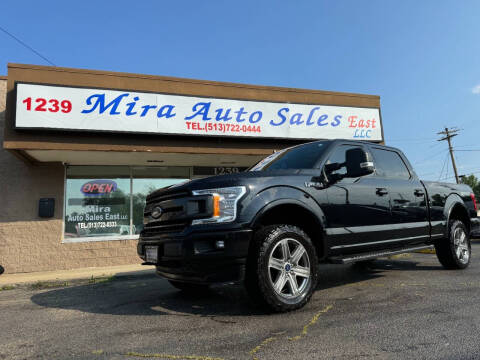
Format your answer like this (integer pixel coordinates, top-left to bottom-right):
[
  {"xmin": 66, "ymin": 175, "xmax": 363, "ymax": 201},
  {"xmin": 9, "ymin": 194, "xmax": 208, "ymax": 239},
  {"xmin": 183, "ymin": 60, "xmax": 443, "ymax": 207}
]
[
  {"xmin": 320, "ymin": 144, "xmax": 393, "ymax": 254},
  {"xmin": 369, "ymin": 147, "xmax": 430, "ymax": 244}
]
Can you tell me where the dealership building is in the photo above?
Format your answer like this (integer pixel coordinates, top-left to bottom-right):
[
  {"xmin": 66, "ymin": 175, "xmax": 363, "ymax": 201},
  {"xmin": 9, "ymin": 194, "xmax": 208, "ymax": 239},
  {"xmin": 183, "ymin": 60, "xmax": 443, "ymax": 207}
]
[{"xmin": 0, "ymin": 63, "xmax": 383, "ymax": 274}]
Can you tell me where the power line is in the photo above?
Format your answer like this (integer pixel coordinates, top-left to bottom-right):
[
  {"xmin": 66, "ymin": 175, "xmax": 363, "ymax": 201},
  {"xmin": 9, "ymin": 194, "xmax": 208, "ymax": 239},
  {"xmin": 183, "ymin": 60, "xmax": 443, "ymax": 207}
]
[
  {"xmin": 412, "ymin": 148, "xmax": 448, "ymax": 165},
  {"xmin": 453, "ymin": 144, "xmax": 479, "ymax": 148},
  {"xmin": 387, "ymin": 138, "xmax": 437, "ymax": 143},
  {"xmin": 441, "ymin": 170, "xmax": 480, "ymax": 181},
  {"xmin": 437, "ymin": 127, "xmax": 460, "ymax": 184},
  {"xmin": 445, "ymin": 151, "xmax": 450, "ymax": 180},
  {"xmin": 0, "ymin": 25, "xmax": 56, "ymax": 66},
  {"xmin": 438, "ymin": 152, "xmax": 449, "ymax": 181}
]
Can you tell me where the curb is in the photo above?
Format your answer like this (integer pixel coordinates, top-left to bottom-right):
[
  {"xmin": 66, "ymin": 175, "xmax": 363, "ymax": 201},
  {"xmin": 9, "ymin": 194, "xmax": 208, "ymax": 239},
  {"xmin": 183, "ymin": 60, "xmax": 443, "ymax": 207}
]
[{"xmin": 0, "ymin": 264, "xmax": 155, "ymax": 287}]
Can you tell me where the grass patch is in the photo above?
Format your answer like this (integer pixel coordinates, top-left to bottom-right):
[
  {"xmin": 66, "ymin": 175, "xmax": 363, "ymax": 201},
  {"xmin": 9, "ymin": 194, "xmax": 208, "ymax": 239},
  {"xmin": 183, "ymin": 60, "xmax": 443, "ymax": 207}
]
[
  {"xmin": 416, "ymin": 248, "xmax": 436, "ymax": 254},
  {"xmin": 14, "ymin": 275, "xmax": 117, "ymax": 291},
  {"xmin": 0, "ymin": 285, "xmax": 15, "ymax": 291},
  {"xmin": 88, "ymin": 275, "xmax": 115, "ymax": 284},
  {"xmin": 30, "ymin": 281, "xmax": 70, "ymax": 290},
  {"xmin": 388, "ymin": 253, "xmax": 413, "ymax": 259}
]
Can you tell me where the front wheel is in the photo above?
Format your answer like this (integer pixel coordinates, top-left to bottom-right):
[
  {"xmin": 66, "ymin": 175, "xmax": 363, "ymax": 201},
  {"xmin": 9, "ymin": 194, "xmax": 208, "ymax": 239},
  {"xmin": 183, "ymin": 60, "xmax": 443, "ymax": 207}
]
[
  {"xmin": 435, "ymin": 219, "xmax": 471, "ymax": 269},
  {"xmin": 245, "ymin": 225, "xmax": 318, "ymax": 312}
]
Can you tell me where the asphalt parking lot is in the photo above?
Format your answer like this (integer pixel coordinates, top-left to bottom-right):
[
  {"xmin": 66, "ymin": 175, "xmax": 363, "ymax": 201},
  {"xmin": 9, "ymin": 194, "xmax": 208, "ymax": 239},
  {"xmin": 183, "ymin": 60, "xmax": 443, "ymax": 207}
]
[{"xmin": 1, "ymin": 242, "xmax": 480, "ymax": 360}]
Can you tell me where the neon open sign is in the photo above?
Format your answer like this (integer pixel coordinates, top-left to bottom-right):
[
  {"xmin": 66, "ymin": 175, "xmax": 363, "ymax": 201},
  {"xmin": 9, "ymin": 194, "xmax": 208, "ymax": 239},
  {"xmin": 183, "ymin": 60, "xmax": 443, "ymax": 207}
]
[{"xmin": 81, "ymin": 180, "xmax": 117, "ymax": 196}]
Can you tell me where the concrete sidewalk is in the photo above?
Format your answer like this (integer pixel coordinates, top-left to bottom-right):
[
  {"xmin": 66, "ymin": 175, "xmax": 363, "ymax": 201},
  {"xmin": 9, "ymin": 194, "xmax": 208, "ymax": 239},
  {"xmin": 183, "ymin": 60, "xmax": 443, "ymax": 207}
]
[{"xmin": 0, "ymin": 264, "xmax": 155, "ymax": 286}]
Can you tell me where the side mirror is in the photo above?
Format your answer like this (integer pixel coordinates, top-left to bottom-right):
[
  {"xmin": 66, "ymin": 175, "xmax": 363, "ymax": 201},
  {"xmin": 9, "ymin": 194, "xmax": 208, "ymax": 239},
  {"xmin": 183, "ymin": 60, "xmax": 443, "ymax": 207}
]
[
  {"xmin": 345, "ymin": 148, "xmax": 375, "ymax": 177},
  {"xmin": 324, "ymin": 162, "xmax": 344, "ymax": 174}
]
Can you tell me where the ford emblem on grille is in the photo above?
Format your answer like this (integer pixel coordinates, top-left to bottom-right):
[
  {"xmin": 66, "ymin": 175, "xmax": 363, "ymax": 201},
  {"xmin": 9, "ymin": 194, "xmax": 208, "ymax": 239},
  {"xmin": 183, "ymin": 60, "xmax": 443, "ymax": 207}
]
[{"xmin": 151, "ymin": 206, "xmax": 163, "ymax": 219}]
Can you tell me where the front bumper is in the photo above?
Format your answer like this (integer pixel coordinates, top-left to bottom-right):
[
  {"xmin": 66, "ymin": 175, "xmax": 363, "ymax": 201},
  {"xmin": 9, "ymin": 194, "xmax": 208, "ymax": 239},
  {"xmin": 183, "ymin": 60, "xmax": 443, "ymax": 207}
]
[{"xmin": 137, "ymin": 228, "xmax": 253, "ymax": 284}]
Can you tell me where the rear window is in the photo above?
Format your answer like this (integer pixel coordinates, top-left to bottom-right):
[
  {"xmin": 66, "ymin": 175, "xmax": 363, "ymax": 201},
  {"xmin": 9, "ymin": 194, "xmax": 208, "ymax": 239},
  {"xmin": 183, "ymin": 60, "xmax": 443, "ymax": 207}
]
[
  {"xmin": 371, "ymin": 148, "xmax": 411, "ymax": 179},
  {"xmin": 250, "ymin": 142, "xmax": 328, "ymax": 171}
]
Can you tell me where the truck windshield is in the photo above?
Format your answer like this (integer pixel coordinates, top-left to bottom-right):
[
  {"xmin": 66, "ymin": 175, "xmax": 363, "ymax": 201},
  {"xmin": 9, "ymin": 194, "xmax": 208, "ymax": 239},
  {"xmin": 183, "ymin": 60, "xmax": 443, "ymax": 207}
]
[{"xmin": 250, "ymin": 141, "xmax": 329, "ymax": 171}]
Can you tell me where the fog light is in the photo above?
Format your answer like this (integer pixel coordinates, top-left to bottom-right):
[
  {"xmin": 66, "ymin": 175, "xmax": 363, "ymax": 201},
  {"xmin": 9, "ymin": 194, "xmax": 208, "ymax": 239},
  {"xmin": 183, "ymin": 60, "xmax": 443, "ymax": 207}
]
[{"xmin": 215, "ymin": 240, "xmax": 225, "ymax": 249}]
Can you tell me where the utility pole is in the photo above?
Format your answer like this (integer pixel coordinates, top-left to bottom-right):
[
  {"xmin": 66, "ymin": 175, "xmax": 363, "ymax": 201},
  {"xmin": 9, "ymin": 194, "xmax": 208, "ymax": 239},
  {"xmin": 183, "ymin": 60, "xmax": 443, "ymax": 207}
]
[{"xmin": 438, "ymin": 127, "xmax": 460, "ymax": 184}]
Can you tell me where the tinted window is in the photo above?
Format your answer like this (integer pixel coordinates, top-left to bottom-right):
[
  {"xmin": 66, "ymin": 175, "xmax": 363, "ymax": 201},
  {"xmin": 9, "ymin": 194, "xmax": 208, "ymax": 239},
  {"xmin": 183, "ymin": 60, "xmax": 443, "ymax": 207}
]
[
  {"xmin": 250, "ymin": 142, "xmax": 328, "ymax": 171},
  {"xmin": 325, "ymin": 145, "xmax": 364, "ymax": 177},
  {"xmin": 371, "ymin": 148, "xmax": 410, "ymax": 179}
]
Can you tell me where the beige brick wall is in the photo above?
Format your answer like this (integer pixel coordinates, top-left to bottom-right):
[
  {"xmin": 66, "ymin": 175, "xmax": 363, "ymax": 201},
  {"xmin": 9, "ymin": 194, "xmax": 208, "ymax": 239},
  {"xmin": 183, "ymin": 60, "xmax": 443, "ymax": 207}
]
[{"xmin": 0, "ymin": 79, "xmax": 140, "ymax": 274}]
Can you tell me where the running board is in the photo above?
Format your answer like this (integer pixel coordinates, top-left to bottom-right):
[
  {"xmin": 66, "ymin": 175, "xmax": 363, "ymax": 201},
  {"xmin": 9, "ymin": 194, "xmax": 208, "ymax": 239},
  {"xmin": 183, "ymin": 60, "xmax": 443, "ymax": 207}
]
[{"xmin": 327, "ymin": 245, "xmax": 434, "ymax": 264}]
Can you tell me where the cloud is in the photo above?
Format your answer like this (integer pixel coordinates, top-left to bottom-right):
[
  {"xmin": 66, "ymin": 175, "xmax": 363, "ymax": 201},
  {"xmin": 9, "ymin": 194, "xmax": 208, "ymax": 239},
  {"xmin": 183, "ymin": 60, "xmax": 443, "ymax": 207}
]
[{"xmin": 473, "ymin": 84, "xmax": 480, "ymax": 94}]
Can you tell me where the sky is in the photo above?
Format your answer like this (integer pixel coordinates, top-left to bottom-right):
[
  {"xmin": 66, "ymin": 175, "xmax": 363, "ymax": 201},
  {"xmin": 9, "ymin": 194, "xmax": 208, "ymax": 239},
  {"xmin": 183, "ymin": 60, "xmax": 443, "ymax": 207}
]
[{"xmin": 1, "ymin": 0, "xmax": 479, "ymax": 182}]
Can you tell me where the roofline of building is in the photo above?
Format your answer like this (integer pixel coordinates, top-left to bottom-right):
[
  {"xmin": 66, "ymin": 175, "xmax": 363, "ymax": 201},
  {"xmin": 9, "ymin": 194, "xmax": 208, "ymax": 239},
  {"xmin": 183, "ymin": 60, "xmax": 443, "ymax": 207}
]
[{"xmin": 7, "ymin": 63, "xmax": 380, "ymax": 100}]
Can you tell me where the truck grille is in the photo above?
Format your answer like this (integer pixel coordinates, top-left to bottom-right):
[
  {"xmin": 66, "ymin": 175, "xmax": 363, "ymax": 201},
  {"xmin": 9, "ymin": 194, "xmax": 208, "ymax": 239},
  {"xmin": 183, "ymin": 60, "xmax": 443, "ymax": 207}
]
[
  {"xmin": 143, "ymin": 191, "xmax": 191, "ymax": 236},
  {"xmin": 142, "ymin": 190, "xmax": 211, "ymax": 237},
  {"xmin": 146, "ymin": 191, "xmax": 190, "ymax": 204}
]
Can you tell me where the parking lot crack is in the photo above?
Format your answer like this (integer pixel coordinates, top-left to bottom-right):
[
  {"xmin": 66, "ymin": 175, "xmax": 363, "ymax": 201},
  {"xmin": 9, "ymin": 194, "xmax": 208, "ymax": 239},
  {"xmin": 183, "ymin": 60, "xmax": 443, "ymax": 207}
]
[
  {"xmin": 125, "ymin": 351, "xmax": 225, "ymax": 360},
  {"xmin": 249, "ymin": 332, "xmax": 285, "ymax": 360},
  {"xmin": 288, "ymin": 304, "xmax": 333, "ymax": 341},
  {"xmin": 207, "ymin": 316, "xmax": 237, "ymax": 324}
]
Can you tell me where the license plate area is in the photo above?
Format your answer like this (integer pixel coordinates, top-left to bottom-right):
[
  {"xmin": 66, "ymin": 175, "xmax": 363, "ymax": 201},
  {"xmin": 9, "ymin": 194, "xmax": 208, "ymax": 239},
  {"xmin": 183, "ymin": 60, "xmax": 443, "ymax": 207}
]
[{"xmin": 145, "ymin": 246, "xmax": 158, "ymax": 263}]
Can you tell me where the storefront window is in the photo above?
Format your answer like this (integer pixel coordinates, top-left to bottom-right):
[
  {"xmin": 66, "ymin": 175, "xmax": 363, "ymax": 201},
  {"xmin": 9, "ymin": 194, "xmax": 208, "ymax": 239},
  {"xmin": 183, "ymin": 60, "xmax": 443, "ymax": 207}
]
[
  {"xmin": 64, "ymin": 166, "xmax": 189, "ymax": 242},
  {"xmin": 64, "ymin": 166, "xmax": 131, "ymax": 241}
]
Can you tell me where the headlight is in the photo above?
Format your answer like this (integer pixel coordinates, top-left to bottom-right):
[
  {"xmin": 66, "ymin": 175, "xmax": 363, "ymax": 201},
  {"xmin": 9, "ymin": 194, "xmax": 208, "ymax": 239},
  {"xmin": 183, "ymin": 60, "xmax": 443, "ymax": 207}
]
[{"xmin": 191, "ymin": 186, "xmax": 246, "ymax": 225}]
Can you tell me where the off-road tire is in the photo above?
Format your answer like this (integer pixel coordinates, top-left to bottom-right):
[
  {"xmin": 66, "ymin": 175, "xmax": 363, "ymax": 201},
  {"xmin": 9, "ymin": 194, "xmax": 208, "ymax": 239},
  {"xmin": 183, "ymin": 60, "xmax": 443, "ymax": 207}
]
[
  {"xmin": 245, "ymin": 224, "xmax": 318, "ymax": 312},
  {"xmin": 168, "ymin": 280, "xmax": 210, "ymax": 293},
  {"xmin": 435, "ymin": 219, "xmax": 471, "ymax": 269}
]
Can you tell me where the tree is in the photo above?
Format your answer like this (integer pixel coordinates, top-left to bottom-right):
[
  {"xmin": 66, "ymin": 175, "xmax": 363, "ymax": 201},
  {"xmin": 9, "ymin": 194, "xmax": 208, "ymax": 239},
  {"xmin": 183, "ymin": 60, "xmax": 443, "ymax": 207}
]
[{"xmin": 460, "ymin": 174, "xmax": 480, "ymax": 198}]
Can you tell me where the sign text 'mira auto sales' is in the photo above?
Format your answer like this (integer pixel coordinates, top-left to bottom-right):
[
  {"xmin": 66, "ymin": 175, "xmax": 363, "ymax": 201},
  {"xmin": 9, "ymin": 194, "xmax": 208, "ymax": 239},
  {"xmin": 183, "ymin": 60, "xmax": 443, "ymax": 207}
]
[{"xmin": 15, "ymin": 83, "xmax": 382, "ymax": 140}]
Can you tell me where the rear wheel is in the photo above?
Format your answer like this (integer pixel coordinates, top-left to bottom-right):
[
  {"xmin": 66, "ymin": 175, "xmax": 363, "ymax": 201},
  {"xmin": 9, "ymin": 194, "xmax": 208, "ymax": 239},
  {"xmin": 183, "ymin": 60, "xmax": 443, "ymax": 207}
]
[
  {"xmin": 168, "ymin": 280, "xmax": 210, "ymax": 293},
  {"xmin": 435, "ymin": 219, "xmax": 471, "ymax": 269},
  {"xmin": 245, "ymin": 225, "xmax": 318, "ymax": 312}
]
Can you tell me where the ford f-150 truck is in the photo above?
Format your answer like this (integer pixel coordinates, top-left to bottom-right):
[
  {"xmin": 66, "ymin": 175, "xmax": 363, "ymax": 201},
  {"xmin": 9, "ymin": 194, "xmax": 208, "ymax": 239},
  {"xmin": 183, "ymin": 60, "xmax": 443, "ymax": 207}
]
[{"xmin": 138, "ymin": 140, "xmax": 479, "ymax": 312}]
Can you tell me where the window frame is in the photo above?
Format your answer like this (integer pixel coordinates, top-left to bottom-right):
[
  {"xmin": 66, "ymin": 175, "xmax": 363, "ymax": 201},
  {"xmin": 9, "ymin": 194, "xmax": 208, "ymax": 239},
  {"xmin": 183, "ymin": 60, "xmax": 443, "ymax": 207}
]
[{"xmin": 369, "ymin": 147, "xmax": 412, "ymax": 180}]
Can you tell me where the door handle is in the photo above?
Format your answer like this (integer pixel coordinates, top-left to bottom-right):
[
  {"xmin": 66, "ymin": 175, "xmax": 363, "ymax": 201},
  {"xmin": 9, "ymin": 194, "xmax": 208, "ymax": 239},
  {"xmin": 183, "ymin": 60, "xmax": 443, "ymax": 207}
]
[
  {"xmin": 376, "ymin": 188, "xmax": 388, "ymax": 196},
  {"xmin": 414, "ymin": 189, "xmax": 425, "ymax": 197}
]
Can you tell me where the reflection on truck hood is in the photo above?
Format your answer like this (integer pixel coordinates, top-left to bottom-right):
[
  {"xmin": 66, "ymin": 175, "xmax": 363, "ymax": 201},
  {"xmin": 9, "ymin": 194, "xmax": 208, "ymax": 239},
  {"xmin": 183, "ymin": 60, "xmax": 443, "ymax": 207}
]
[{"xmin": 147, "ymin": 170, "xmax": 302, "ymax": 199}]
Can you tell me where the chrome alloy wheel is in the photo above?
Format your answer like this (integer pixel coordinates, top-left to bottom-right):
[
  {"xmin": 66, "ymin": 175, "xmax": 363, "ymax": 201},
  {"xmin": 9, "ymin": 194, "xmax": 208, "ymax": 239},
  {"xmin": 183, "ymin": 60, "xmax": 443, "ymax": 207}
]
[
  {"xmin": 267, "ymin": 238, "xmax": 311, "ymax": 299},
  {"xmin": 453, "ymin": 227, "xmax": 470, "ymax": 264}
]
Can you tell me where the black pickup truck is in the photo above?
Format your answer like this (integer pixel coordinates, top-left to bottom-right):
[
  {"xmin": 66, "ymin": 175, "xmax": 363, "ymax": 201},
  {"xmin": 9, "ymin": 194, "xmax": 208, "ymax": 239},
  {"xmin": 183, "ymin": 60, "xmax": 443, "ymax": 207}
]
[{"xmin": 138, "ymin": 139, "xmax": 479, "ymax": 312}]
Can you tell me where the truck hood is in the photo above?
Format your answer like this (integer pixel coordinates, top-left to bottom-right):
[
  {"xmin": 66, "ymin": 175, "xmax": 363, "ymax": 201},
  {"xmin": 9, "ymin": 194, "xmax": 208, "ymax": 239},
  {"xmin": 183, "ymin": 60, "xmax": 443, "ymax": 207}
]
[{"xmin": 147, "ymin": 170, "xmax": 302, "ymax": 199}]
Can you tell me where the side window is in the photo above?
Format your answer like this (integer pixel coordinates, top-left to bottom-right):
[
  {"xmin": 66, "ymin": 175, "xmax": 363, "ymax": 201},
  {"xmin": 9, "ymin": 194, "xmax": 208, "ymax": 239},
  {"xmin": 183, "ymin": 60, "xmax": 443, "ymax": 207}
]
[
  {"xmin": 371, "ymin": 148, "xmax": 411, "ymax": 179},
  {"xmin": 325, "ymin": 145, "xmax": 364, "ymax": 177}
]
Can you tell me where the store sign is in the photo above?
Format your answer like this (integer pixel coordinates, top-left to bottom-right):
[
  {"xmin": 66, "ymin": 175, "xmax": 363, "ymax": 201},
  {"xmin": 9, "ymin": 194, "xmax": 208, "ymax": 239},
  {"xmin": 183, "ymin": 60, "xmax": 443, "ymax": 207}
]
[
  {"xmin": 81, "ymin": 180, "xmax": 117, "ymax": 196},
  {"xmin": 15, "ymin": 83, "xmax": 382, "ymax": 140}
]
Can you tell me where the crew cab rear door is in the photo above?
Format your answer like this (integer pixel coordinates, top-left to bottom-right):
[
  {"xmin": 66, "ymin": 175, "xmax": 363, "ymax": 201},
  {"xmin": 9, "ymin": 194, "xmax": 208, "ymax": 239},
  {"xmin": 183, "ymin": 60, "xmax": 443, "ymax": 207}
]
[{"xmin": 369, "ymin": 146, "xmax": 430, "ymax": 244}]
